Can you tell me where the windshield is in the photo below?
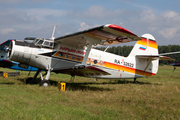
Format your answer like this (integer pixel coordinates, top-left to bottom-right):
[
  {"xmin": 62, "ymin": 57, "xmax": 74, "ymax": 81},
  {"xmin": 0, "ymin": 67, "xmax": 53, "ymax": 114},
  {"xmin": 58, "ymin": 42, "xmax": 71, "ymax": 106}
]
[
  {"xmin": 33, "ymin": 39, "xmax": 39, "ymax": 44},
  {"xmin": 36, "ymin": 40, "xmax": 44, "ymax": 45}
]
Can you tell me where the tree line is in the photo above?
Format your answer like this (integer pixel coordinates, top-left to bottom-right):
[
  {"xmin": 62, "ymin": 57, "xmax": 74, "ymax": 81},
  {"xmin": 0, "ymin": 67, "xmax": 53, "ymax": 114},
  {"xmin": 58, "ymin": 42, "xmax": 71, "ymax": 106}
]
[{"xmin": 95, "ymin": 45, "xmax": 180, "ymax": 65}]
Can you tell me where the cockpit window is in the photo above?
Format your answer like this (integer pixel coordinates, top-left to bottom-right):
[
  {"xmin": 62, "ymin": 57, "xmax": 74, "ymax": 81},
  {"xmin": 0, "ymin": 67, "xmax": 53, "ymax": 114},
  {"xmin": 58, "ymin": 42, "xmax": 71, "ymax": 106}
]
[
  {"xmin": 36, "ymin": 40, "xmax": 44, "ymax": 45},
  {"xmin": 33, "ymin": 39, "xmax": 39, "ymax": 44}
]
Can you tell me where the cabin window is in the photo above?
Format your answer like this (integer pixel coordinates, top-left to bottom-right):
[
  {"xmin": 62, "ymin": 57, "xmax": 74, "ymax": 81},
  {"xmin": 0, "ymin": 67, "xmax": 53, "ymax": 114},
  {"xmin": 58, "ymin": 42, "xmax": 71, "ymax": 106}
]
[
  {"xmin": 77, "ymin": 56, "xmax": 81, "ymax": 61},
  {"xmin": 50, "ymin": 42, "xmax": 53, "ymax": 47},
  {"xmin": 44, "ymin": 41, "xmax": 49, "ymax": 46},
  {"xmin": 94, "ymin": 60, "xmax": 97, "ymax": 64},
  {"xmin": 65, "ymin": 54, "xmax": 69, "ymax": 58},
  {"xmin": 71, "ymin": 55, "xmax": 75, "ymax": 59},
  {"xmin": 59, "ymin": 52, "xmax": 62, "ymax": 57}
]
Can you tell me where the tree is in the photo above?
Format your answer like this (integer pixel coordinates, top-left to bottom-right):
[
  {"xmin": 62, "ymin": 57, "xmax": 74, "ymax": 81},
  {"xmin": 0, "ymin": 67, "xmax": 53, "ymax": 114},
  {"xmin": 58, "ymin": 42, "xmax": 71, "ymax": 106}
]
[{"xmin": 95, "ymin": 44, "xmax": 180, "ymax": 65}]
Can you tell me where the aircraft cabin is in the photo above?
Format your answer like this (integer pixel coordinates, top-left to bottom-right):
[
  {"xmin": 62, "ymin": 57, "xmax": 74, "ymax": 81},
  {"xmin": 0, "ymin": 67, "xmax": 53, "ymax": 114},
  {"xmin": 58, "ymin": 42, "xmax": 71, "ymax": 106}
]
[{"xmin": 33, "ymin": 38, "xmax": 54, "ymax": 48}]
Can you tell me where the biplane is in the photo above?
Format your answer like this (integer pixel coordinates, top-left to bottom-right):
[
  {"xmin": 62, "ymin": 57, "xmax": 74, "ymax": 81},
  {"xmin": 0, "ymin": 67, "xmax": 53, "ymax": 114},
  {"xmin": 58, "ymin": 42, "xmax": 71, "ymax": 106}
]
[{"xmin": 2, "ymin": 24, "xmax": 175, "ymax": 86}]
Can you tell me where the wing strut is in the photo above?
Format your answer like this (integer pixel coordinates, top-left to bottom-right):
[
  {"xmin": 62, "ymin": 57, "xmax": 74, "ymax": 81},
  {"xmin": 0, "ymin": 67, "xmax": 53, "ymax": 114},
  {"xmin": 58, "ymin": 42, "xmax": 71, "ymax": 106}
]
[
  {"xmin": 82, "ymin": 42, "xmax": 92, "ymax": 65},
  {"xmin": 81, "ymin": 35, "xmax": 98, "ymax": 65},
  {"xmin": 144, "ymin": 59, "xmax": 152, "ymax": 71}
]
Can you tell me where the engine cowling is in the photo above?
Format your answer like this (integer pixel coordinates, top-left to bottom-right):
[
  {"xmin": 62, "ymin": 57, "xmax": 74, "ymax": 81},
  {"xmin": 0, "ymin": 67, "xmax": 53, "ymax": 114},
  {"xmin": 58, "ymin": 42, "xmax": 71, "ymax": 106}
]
[{"xmin": 9, "ymin": 40, "xmax": 32, "ymax": 64}]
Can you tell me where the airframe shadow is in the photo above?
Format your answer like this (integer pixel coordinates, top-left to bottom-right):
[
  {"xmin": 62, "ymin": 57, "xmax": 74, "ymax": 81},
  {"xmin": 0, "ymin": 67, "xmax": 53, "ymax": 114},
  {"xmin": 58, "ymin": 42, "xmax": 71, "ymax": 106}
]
[
  {"xmin": 65, "ymin": 83, "xmax": 112, "ymax": 91},
  {"xmin": 15, "ymin": 78, "xmax": 162, "ymax": 91},
  {"xmin": 0, "ymin": 82, "xmax": 15, "ymax": 85},
  {"xmin": 50, "ymin": 79, "xmax": 162, "ymax": 91},
  {"xmin": 115, "ymin": 79, "xmax": 162, "ymax": 85}
]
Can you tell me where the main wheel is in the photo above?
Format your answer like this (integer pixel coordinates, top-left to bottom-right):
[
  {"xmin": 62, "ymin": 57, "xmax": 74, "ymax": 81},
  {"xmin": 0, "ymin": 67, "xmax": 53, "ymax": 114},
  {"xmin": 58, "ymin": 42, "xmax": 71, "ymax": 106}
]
[
  {"xmin": 39, "ymin": 80, "xmax": 50, "ymax": 87},
  {"xmin": 133, "ymin": 81, "xmax": 139, "ymax": 84},
  {"xmin": 25, "ymin": 77, "xmax": 33, "ymax": 84}
]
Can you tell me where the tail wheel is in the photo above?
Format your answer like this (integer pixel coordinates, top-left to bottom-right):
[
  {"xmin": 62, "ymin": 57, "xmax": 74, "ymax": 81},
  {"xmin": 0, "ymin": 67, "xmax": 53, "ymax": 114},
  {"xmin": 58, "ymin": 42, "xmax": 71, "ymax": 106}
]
[{"xmin": 39, "ymin": 80, "xmax": 50, "ymax": 87}]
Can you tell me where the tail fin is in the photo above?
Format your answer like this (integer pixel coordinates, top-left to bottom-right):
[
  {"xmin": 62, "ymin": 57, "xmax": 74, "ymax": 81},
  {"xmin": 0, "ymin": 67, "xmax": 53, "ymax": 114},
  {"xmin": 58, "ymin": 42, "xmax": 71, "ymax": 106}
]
[
  {"xmin": 129, "ymin": 34, "xmax": 159, "ymax": 76},
  {"xmin": 129, "ymin": 34, "xmax": 158, "ymax": 56}
]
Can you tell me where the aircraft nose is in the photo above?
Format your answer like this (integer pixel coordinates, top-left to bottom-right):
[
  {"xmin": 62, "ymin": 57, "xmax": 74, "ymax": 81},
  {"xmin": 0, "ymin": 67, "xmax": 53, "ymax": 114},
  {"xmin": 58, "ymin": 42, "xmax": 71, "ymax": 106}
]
[
  {"xmin": 3, "ymin": 46, "xmax": 10, "ymax": 52},
  {"xmin": 0, "ymin": 40, "xmax": 13, "ymax": 58}
]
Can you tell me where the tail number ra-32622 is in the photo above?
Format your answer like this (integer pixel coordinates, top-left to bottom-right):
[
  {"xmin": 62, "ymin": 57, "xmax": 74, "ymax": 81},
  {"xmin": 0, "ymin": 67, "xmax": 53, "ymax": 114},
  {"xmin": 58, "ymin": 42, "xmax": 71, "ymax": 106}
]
[{"xmin": 114, "ymin": 59, "xmax": 134, "ymax": 68}]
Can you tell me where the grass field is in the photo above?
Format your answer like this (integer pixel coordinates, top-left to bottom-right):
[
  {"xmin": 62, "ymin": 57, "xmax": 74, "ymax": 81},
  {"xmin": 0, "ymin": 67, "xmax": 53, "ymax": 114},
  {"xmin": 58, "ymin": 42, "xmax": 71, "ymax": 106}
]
[{"xmin": 0, "ymin": 66, "xmax": 180, "ymax": 120}]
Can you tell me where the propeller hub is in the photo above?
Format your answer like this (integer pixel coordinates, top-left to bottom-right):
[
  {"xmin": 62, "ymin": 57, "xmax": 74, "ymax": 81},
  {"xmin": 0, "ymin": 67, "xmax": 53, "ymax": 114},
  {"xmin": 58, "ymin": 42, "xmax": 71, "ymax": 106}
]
[{"xmin": 3, "ymin": 46, "xmax": 10, "ymax": 52}]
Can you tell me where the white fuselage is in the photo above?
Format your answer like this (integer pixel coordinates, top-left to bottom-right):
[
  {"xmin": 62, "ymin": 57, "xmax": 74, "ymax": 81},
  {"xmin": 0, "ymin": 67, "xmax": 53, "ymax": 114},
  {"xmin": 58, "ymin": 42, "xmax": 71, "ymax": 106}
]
[{"xmin": 9, "ymin": 38, "xmax": 158, "ymax": 79}]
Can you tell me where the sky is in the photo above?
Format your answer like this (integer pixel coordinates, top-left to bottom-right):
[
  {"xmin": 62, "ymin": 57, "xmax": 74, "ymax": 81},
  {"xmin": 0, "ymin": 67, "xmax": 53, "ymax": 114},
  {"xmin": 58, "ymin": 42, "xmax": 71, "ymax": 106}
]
[{"xmin": 0, "ymin": 0, "xmax": 180, "ymax": 45}]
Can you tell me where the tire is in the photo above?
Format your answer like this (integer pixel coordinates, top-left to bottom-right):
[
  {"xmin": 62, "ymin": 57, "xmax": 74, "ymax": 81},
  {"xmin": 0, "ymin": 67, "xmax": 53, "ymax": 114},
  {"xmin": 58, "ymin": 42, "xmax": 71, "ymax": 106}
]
[
  {"xmin": 25, "ymin": 77, "xmax": 33, "ymax": 84},
  {"xmin": 133, "ymin": 81, "xmax": 139, "ymax": 84},
  {"xmin": 39, "ymin": 80, "xmax": 50, "ymax": 87}
]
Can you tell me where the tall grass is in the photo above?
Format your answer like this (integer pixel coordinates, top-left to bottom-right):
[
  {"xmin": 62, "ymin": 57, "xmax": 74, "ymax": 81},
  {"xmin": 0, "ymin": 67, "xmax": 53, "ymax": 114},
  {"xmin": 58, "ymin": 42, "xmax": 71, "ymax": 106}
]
[{"xmin": 0, "ymin": 66, "xmax": 179, "ymax": 119}]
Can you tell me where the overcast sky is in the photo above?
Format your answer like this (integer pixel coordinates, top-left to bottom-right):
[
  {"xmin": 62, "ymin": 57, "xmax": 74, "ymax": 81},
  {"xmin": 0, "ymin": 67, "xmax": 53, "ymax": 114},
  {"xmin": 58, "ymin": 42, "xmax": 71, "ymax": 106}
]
[{"xmin": 0, "ymin": 0, "xmax": 180, "ymax": 45}]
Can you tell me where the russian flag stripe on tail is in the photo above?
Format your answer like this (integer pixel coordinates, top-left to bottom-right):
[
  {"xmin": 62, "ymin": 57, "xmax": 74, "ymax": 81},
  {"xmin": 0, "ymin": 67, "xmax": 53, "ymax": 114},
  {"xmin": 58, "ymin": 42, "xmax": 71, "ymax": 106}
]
[{"xmin": 139, "ymin": 46, "xmax": 146, "ymax": 50}]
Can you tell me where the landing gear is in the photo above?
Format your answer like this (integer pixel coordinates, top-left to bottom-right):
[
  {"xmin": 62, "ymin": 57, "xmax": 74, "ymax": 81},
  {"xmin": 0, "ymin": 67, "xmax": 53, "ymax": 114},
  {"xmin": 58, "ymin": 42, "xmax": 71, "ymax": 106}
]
[
  {"xmin": 39, "ymin": 64, "xmax": 52, "ymax": 87},
  {"xmin": 25, "ymin": 77, "xmax": 34, "ymax": 84},
  {"xmin": 24, "ymin": 66, "xmax": 52, "ymax": 87},
  {"xmin": 173, "ymin": 66, "xmax": 176, "ymax": 72},
  {"xmin": 39, "ymin": 80, "xmax": 50, "ymax": 87},
  {"xmin": 25, "ymin": 69, "xmax": 42, "ymax": 84},
  {"xmin": 133, "ymin": 78, "xmax": 139, "ymax": 84},
  {"xmin": 69, "ymin": 75, "xmax": 75, "ymax": 83}
]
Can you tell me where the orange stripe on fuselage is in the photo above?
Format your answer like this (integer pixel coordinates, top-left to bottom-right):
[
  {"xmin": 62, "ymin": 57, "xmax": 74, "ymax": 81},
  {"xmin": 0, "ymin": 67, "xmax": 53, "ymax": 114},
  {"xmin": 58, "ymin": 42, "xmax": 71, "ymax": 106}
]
[
  {"xmin": 103, "ymin": 61, "xmax": 155, "ymax": 77},
  {"xmin": 87, "ymin": 58, "xmax": 155, "ymax": 77},
  {"xmin": 137, "ymin": 38, "xmax": 157, "ymax": 49}
]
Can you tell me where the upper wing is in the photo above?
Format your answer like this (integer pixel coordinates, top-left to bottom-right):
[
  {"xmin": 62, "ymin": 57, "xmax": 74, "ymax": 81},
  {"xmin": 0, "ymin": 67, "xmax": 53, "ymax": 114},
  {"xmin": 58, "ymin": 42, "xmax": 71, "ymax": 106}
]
[{"xmin": 55, "ymin": 24, "xmax": 141, "ymax": 47}]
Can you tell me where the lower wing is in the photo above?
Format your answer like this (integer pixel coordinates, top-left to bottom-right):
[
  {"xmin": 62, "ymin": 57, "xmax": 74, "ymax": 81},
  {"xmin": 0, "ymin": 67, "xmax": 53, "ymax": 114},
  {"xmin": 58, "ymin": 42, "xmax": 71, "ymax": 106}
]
[{"xmin": 52, "ymin": 65, "xmax": 111, "ymax": 77}]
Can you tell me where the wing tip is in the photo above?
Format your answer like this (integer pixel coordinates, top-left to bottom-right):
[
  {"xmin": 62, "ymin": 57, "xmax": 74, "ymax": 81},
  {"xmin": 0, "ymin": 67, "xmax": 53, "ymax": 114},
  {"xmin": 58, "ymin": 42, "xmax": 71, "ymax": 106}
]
[{"xmin": 104, "ymin": 24, "xmax": 138, "ymax": 37}]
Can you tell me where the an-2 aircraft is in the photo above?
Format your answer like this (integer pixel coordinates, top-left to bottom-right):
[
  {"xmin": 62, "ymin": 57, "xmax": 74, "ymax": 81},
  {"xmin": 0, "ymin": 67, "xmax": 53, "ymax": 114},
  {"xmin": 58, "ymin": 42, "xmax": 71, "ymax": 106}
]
[{"xmin": 3, "ymin": 24, "xmax": 174, "ymax": 86}]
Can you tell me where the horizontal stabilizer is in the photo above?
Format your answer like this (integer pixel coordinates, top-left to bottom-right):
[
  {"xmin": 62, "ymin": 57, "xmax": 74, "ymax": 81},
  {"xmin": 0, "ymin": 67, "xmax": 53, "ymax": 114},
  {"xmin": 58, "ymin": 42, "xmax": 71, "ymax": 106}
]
[
  {"xmin": 53, "ymin": 65, "xmax": 111, "ymax": 77},
  {"xmin": 159, "ymin": 51, "xmax": 180, "ymax": 56},
  {"xmin": 136, "ymin": 55, "xmax": 175, "ymax": 61}
]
